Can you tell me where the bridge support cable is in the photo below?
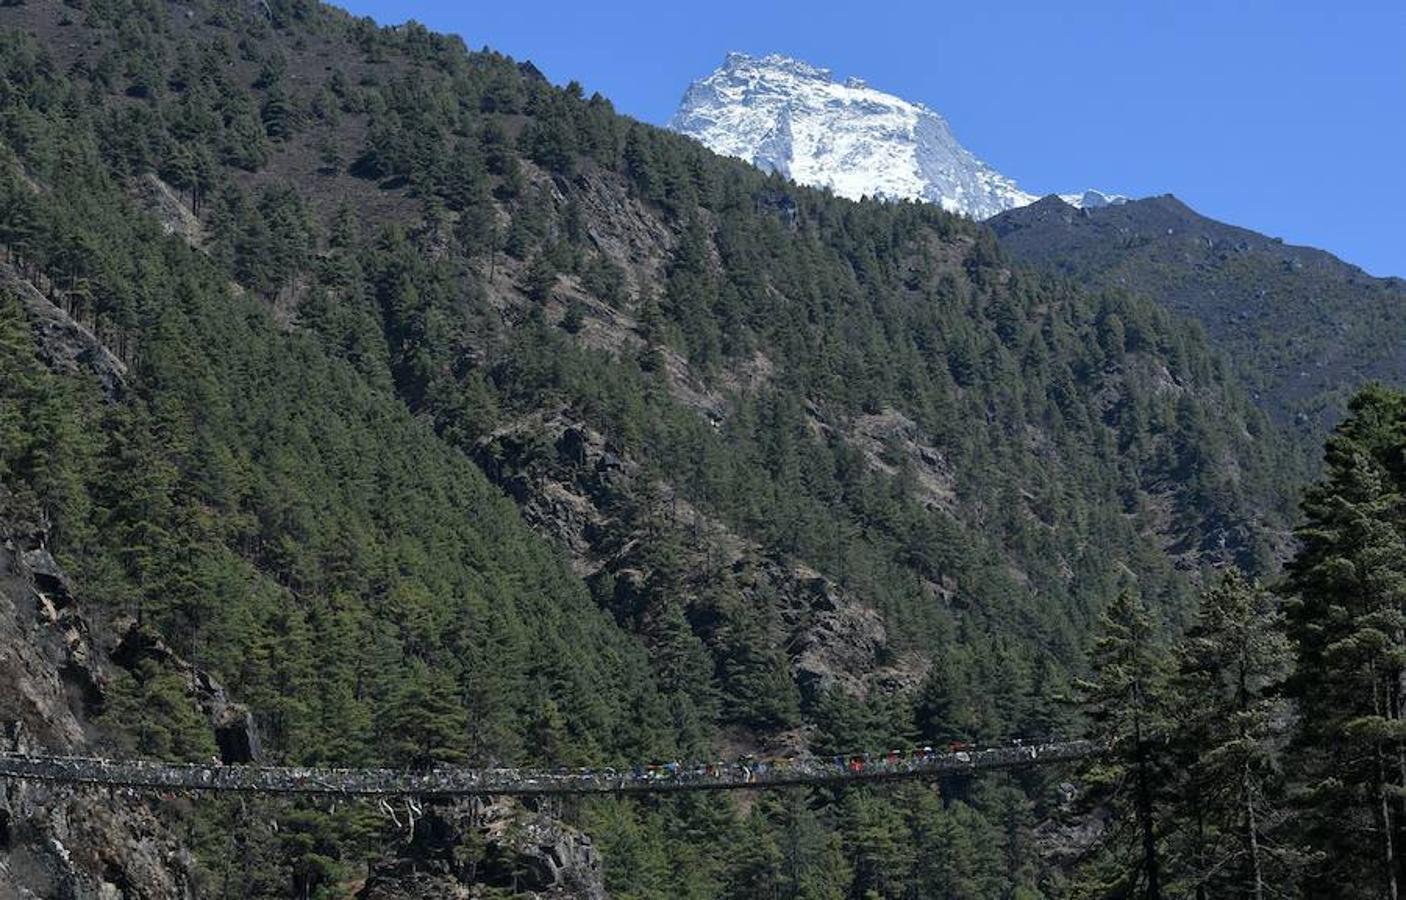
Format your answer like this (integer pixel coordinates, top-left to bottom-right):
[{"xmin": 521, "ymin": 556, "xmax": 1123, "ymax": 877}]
[{"xmin": 0, "ymin": 740, "xmax": 1099, "ymax": 797}]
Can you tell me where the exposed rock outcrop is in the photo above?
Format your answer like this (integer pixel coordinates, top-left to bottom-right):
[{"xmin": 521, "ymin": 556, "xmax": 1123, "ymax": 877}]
[
  {"xmin": 1, "ymin": 265, "xmax": 127, "ymax": 401},
  {"xmin": 0, "ymin": 486, "xmax": 197, "ymax": 899},
  {"xmin": 473, "ymin": 410, "xmax": 927, "ymax": 711},
  {"xmin": 1033, "ymin": 783, "xmax": 1110, "ymax": 869},
  {"xmin": 359, "ymin": 798, "xmax": 605, "ymax": 900},
  {"xmin": 843, "ymin": 408, "xmax": 957, "ymax": 513},
  {"xmin": 110, "ymin": 624, "xmax": 261, "ymax": 765},
  {"xmin": 131, "ymin": 173, "xmax": 204, "ymax": 246},
  {"xmin": 573, "ymin": 168, "xmax": 672, "ymax": 287}
]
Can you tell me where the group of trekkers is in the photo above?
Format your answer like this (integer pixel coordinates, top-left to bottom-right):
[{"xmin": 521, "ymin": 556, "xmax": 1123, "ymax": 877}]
[
  {"xmin": 0, "ymin": 740, "xmax": 1020, "ymax": 795},
  {"xmin": 612, "ymin": 741, "xmax": 977, "ymax": 786}
]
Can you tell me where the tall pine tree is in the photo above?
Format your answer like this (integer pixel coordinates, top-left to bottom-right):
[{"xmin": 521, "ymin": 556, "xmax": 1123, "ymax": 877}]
[
  {"xmin": 1284, "ymin": 385, "xmax": 1406, "ymax": 899},
  {"xmin": 1075, "ymin": 589, "xmax": 1173, "ymax": 900},
  {"xmin": 1168, "ymin": 569, "xmax": 1296, "ymax": 899}
]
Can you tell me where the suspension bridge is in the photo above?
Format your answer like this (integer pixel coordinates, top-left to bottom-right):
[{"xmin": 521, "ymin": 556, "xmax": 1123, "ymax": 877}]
[{"xmin": 0, "ymin": 740, "xmax": 1098, "ymax": 797}]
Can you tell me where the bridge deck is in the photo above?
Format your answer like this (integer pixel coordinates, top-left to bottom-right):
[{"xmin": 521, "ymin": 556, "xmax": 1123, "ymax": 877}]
[{"xmin": 0, "ymin": 741, "xmax": 1097, "ymax": 797}]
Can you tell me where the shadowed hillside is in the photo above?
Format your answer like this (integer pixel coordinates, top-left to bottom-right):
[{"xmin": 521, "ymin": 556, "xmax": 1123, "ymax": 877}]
[{"xmin": 991, "ymin": 194, "xmax": 1406, "ymax": 439}]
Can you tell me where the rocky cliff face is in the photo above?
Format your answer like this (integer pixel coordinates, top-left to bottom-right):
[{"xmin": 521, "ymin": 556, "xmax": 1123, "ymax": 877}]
[
  {"xmin": 360, "ymin": 799, "xmax": 605, "ymax": 900},
  {"xmin": 669, "ymin": 53, "xmax": 1124, "ymax": 219},
  {"xmin": 0, "ymin": 485, "xmax": 200, "ymax": 900}
]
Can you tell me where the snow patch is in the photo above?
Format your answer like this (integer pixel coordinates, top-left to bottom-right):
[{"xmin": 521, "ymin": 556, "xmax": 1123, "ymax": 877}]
[{"xmin": 669, "ymin": 53, "xmax": 1125, "ymax": 219}]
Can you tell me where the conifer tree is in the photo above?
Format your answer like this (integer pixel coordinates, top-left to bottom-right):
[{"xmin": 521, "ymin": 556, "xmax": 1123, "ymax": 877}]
[
  {"xmin": 101, "ymin": 657, "xmax": 218, "ymax": 762},
  {"xmin": 1283, "ymin": 385, "xmax": 1406, "ymax": 899},
  {"xmin": 380, "ymin": 664, "xmax": 470, "ymax": 769},
  {"xmin": 841, "ymin": 790, "xmax": 914, "ymax": 899},
  {"xmin": 1075, "ymin": 589, "xmax": 1173, "ymax": 900},
  {"xmin": 524, "ymin": 251, "xmax": 556, "ymax": 302},
  {"xmin": 1168, "ymin": 569, "xmax": 1295, "ymax": 899},
  {"xmin": 913, "ymin": 658, "xmax": 978, "ymax": 745},
  {"xmin": 905, "ymin": 786, "xmax": 1006, "ymax": 899}
]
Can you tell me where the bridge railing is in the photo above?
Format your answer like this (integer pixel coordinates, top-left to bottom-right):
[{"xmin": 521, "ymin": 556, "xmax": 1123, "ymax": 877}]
[{"xmin": 0, "ymin": 740, "xmax": 1099, "ymax": 797}]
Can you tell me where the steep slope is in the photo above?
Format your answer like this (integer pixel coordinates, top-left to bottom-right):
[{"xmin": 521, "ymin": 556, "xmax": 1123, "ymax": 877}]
[
  {"xmin": 990, "ymin": 194, "xmax": 1406, "ymax": 436},
  {"xmin": 0, "ymin": 487, "xmax": 199, "ymax": 899},
  {"xmin": 0, "ymin": 237, "xmax": 652, "ymax": 898},
  {"xmin": 669, "ymin": 52, "xmax": 1124, "ymax": 218},
  {"xmin": 0, "ymin": 1, "xmax": 1298, "ymax": 896}
]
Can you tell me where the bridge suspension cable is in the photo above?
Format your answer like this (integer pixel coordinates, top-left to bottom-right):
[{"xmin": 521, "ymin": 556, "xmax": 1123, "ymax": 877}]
[{"xmin": 0, "ymin": 740, "xmax": 1098, "ymax": 797}]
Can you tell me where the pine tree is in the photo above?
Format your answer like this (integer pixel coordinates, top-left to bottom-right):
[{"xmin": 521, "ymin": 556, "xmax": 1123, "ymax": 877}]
[
  {"xmin": 712, "ymin": 589, "xmax": 801, "ymax": 730},
  {"xmin": 906, "ymin": 786, "xmax": 1005, "ymax": 900},
  {"xmin": 1284, "ymin": 386, "xmax": 1406, "ymax": 898},
  {"xmin": 1168, "ymin": 569, "xmax": 1296, "ymax": 899},
  {"xmin": 913, "ymin": 658, "xmax": 977, "ymax": 745},
  {"xmin": 100, "ymin": 657, "xmax": 218, "ymax": 762},
  {"xmin": 380, "ymin": 663, "xmax": 470, "ymax": 769},
  {"xmin": 1074, "ymin": 589, "xmax": 1173, "ymax": 900},
  {"xmin": 726, "ymin": 805, "xmax": 786, "ymax": 900},
  {"xmin": 527, "ymin": 698, "xmax": 571, "ymax": 766},
  {"xmin": 524, "ymin": 251, "xmax": 556, "ymax": 302},
  {"xmin": 0, "ymin": 172, "xmax": 40, "ymax": 268},
  {"xmin": 260, "ymin": 84, "xmax": 295, "ymax": 141},
  {"xmin": 841, "ymin": 790, "xmax": 914, "ymax": 899},
  {"xmin": 559, "ymin": 298, "xmax": 585, "ymax": 334}
]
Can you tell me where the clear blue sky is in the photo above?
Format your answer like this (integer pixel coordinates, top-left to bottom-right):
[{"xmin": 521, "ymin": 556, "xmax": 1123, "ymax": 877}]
[{"xmin": 339, "ymin": 0, "xmax": 1405, "ymax": 277}]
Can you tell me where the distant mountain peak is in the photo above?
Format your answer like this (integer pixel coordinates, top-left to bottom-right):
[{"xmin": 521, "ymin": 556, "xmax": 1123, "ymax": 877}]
[
  {"xmin": 669, "ymin": 53, "xmax": 1125, "ymax": 220},
  {"xmin": 1060, "ymin": 189, "xmax": 1128, "ymax": 210}
]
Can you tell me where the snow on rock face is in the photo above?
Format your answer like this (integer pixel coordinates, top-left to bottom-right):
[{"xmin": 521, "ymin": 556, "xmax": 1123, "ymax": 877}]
[
  {"xmin": 669, "ymin": 53, "xmax": 1124, "ymax": 220},
  {"xmin": 1058, "ymin": 189, "xmax": 1128, "ymax": 210}
]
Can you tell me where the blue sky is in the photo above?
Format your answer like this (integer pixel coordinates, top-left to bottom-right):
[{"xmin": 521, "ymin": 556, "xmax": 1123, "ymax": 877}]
[{"xmin": 339, "ymin": 0, "xmax": 1405, "ymax": 277}]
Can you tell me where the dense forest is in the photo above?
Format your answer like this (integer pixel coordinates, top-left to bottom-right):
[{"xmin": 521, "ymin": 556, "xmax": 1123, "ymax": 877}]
[{"xmin": 0, "ymin": 0, "xmax": 1401, "ymax": 897}]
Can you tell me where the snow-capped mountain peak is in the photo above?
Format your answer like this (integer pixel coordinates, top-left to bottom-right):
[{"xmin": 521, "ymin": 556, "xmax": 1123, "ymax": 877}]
[{"xmin": 668, "ymin": 53, "xmax": 1124, "ymax": 220}]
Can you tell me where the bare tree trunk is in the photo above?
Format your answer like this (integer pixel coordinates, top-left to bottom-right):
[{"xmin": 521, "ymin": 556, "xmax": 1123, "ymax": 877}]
[
  {"xmin": 1195, "ymin": 799, "xmax": 1208, "ymax": 900},
  {"xmin": 1133, "ymin": 704, "xmax": 1161, "ymax": 900},
  {"xmin": 1376, "ymin": 673, "xmax": 1401, "ymax": 900},
  {"xmin": 1244, "ymin": 756, "xmax": 1265, "ymax": 900},
  {"xmin": 1390, "ymin": 660, "xmax": 1406, "ymax": 894},
  {"xmin": 1383, "ymin": 763, "xmax": 1400, "ymax": 900}
]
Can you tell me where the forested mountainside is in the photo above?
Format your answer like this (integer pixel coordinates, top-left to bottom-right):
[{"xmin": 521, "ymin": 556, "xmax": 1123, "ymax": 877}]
[
  {"xmin": 0, "ymin": 0, "xmax": 1303, "ymax": 896},
  {"xmin": 990, "ymin": 194, "xmax": 1406, "ymax": 438}
]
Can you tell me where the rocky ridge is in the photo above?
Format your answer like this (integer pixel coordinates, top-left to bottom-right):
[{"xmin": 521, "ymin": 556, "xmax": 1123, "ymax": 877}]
[{"xmin": 989, "ymin": 193, "xmax": 1406, "ymax": 434}]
